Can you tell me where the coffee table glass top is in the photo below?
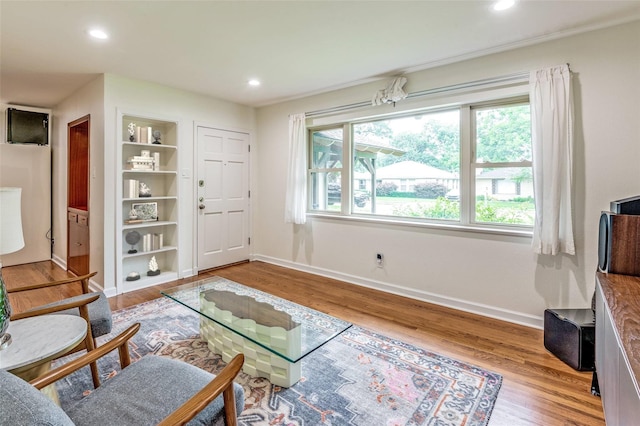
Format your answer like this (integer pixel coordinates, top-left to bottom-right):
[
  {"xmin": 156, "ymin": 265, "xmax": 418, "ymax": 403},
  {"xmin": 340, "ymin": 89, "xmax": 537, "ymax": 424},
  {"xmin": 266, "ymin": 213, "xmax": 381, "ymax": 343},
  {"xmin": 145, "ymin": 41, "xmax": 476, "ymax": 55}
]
[{"xmin": 161, "ymin": 276, "xmax": 352, "ymax": 363}]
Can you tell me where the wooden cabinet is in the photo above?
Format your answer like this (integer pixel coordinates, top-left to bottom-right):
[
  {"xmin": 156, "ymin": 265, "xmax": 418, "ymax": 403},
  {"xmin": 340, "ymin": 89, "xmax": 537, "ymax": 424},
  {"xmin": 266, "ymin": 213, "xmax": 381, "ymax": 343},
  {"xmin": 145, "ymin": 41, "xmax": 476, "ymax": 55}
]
[
  {"xmin": 67, "ymin": 208, "xmax": 89, "ymax": 276},
  {"xmin": 67, "ymin": 115, "xmax": 90, "ymax": 275},
  {"xmin": 116, "ymin": 111, "xmax": 179, "ymax": 292},
  {"xmin": 595, "ymin": 272, "xmax": 640, "ymax": 425}
]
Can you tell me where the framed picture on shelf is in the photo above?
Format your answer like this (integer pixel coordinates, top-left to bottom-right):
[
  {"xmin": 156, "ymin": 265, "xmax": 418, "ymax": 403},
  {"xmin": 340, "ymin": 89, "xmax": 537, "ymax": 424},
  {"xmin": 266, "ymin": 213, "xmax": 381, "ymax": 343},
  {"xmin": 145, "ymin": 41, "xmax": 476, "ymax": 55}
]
[{"xmin": 129, "ymin": 202, "xmax": 158, "ymax": 222}]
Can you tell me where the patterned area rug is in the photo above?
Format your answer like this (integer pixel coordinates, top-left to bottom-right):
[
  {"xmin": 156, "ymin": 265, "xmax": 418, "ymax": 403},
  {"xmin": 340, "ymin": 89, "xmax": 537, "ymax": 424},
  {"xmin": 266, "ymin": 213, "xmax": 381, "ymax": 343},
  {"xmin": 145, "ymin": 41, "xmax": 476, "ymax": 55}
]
[{"xmin": 55, "ymin": 284, "xmax": 502, "ymax": 426}]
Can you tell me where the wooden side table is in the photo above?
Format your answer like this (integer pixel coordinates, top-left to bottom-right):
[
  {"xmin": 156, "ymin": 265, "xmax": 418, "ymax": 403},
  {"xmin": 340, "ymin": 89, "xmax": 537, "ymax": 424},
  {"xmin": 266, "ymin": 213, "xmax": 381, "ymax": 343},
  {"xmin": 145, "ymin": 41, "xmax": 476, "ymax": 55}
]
[{"xmin": 0, "ymin": 314, "xmax": 87, "ymax": 403}]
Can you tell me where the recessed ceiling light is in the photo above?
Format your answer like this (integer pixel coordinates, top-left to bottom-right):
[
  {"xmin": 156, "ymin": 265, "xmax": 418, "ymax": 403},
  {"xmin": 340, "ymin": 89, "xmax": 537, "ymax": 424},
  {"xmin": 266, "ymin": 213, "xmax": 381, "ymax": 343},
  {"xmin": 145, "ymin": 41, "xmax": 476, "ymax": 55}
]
[
  {"xmin": 89, "ymin": 29, "xmax": 109, "ymax": 40},
  {"xmin": 248, "ymin": 79, "xmax": 261, "ymax": 87},
  {"xmin": 493, "ymin": 0, "xmax": 515, "ymax": 11}
]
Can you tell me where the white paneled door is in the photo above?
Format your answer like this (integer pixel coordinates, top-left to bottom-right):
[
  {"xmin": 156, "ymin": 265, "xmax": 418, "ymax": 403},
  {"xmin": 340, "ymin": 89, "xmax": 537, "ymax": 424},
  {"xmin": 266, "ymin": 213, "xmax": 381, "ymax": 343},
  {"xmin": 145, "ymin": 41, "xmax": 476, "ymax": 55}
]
[{"xmin": 197, "ymin": 126, "xmax": 250, "ymax": 271}]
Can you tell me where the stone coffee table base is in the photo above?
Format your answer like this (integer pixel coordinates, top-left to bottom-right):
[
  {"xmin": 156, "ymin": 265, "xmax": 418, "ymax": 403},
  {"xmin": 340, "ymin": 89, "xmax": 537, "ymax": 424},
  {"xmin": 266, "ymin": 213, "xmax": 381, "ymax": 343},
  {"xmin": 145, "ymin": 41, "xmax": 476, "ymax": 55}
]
[{"xmin": 199, "ymin": 300, "xmax": 302, "ymax": 388}]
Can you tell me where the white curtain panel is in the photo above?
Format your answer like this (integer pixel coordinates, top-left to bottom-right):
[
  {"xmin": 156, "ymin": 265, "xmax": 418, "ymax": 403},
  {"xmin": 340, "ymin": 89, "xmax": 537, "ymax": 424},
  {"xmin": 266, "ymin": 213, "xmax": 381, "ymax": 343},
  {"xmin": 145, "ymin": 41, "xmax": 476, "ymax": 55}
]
[
  {"xmin": 284, "ymin": 113, "xmax": 307, "ymax": 224},
  {"xmin": 530, "ymin": 64, "xmax": 575, "ymax": 255}
]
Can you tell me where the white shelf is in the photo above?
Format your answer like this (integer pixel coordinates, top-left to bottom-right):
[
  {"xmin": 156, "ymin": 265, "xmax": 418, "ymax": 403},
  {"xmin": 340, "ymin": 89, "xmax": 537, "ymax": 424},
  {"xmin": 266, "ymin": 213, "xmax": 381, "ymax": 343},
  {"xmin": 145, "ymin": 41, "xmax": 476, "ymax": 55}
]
[
  {"xmin": 123, "ymin": 246, "xmax": 177, "ymax": 259},
  {"xmin": 116, "ymin": 110, "xmax": 180, "ymax": 293},
  {"xmin": 121, "ymin": 141, "xmax": 177, "ymax": 150},
  {"xmin": 122, "ymin": 170, "xmax": 177, "ymax": 175},
  {"xmin": 122, "ymin": 220, "xmax": 177, "ymax": 230},
  {"xmin": 123, "ymin": 271, "xmax": 179, "ymax": 292},
  {"xmin": 123, "ymin": 196, "xmax": 177, "ymax": 202}
]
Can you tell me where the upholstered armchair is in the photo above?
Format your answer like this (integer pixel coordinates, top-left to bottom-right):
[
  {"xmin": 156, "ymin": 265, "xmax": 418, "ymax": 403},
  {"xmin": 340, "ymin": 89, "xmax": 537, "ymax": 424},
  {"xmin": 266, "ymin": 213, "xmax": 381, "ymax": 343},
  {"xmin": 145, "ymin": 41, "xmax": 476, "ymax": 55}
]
[
  {"xmin": 0, "ymin": 323, "xmax": 245, "ymax": 426},
  {"xmin": 7, "ymin": 272, "xmax": 112, "ymax": 387}
]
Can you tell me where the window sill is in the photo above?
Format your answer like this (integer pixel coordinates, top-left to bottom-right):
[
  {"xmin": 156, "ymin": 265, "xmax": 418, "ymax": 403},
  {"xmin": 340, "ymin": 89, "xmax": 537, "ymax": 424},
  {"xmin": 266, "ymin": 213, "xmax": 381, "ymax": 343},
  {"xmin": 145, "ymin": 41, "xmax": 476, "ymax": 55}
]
[{"xmin": 306, "ymin": 212, "xmax": 533, "ymax": 238}]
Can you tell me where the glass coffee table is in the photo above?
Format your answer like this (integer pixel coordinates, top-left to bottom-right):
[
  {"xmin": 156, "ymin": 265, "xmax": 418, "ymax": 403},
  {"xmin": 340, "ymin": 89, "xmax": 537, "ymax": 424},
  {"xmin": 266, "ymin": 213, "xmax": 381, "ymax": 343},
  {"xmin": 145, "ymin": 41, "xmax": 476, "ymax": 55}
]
[{"xmin": 161, "ymin": 276, "xmax": 351, "ymax": 387}]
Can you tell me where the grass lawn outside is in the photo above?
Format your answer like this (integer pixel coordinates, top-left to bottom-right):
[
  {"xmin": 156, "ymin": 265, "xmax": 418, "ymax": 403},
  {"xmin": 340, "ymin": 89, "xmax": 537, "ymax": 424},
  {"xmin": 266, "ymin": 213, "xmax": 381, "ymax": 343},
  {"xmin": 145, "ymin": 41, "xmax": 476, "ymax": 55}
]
[{"xmin": 328, "ymin": 196, "xmax": 534, "ymax": 226}]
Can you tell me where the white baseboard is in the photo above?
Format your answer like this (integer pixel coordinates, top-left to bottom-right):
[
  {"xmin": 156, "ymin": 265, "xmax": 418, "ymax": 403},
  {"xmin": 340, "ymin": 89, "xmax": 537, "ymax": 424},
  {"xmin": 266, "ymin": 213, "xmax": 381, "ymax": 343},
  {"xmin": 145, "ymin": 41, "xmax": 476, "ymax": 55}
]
[
  {"xmin": 252, "ymin": 254, "xmax": 543, "ymax": 329},
  {"xmin": 51, "ymin": 254, "xmax": 66, "ymax": 271},
  {"xmin": 51, "ymin": 254, "xmax": 110, "ymax": 296}
]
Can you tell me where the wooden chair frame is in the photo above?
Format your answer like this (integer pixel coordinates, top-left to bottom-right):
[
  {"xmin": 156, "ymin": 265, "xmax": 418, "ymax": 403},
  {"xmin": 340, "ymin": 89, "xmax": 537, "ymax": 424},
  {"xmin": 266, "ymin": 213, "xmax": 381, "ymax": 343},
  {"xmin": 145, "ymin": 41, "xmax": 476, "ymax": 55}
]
[
  {"xmin": 8, "ymin": 272, "xmax": 104, "ymax": 387},
  {"xmin": 30, "ymin": 323, "xmax": 244, "ymax": 426}
]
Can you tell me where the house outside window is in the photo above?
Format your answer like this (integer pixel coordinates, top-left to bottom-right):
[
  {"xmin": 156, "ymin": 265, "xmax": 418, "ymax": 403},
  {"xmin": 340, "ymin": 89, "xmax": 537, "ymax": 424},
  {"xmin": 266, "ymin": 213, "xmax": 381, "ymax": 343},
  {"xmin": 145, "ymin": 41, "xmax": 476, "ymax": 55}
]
[{"xmin": 307, "ymin": 96, "xmax": 533, "ymax": 230}]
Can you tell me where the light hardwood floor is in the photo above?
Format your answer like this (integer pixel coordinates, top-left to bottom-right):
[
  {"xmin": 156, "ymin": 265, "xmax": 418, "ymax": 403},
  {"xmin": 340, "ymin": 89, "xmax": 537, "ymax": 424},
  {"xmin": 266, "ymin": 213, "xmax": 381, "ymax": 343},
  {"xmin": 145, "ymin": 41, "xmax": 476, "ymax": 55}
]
[{"xmin": 3, "ymin": 260, "xmax": 605, "ymax": 426}]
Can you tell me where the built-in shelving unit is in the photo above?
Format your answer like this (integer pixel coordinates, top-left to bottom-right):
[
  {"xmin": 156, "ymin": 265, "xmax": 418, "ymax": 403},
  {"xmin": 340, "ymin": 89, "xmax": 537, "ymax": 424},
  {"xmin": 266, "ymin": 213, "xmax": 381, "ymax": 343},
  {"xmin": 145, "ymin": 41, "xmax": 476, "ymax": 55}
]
[{"xmin": 116, "ymin": 110, "xmax": 179, "ymax": 292}]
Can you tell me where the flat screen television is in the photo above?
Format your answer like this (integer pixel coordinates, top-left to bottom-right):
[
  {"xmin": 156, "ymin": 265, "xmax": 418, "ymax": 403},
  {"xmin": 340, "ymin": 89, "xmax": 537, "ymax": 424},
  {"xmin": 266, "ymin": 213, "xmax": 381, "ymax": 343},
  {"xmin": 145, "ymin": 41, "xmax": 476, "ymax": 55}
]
[{"xmin": 6, "ymin": 108, "xmax": 49, "ymax": 145}]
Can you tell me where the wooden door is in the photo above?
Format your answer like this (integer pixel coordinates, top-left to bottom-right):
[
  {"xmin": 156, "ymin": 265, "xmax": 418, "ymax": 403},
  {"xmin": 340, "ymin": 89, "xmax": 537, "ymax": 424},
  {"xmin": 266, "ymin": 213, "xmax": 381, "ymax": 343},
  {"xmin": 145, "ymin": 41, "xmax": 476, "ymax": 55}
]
[
  {"xmin": 67, "ymin": 115, "xmax": 90, "ymax": 275},
  {"xmin": 196, "ymin": 126, "xmax": 250, "ymax": 271}
]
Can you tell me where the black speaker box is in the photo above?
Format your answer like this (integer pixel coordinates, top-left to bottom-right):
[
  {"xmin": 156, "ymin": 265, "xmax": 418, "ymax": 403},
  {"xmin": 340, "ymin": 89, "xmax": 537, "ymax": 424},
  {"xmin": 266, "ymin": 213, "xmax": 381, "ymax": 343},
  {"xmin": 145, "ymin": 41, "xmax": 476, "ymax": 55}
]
[
  {"xmin": 598, "ymin": 212, "xmax": 640, "ymax": 275},
  {"xmin": 543, "ymin": 308, "xmax": 595, "ymax": 371}
]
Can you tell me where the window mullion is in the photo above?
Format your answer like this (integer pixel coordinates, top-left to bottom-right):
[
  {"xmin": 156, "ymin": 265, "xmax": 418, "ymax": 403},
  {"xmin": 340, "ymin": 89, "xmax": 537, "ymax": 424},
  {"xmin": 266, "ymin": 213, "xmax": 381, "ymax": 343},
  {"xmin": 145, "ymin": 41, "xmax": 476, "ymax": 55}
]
[
  {"xmin": 460, "ymin": 105, "xmax": 472, "ymax": 225},
  {"xmin": 342, "ymin": 123, "xmax": 351, "ymax": 215},
  {"xmin": 476, "ymin": 161, "xmax": 532, "ymax": 168}
]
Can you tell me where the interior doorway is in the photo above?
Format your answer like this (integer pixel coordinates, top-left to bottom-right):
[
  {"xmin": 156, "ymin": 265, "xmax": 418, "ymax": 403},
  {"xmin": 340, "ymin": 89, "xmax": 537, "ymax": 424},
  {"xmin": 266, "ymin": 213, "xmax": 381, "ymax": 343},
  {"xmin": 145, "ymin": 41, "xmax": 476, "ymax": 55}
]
[{"xmin": 67, "ymin": 115, "xmax": 90, "ymax": 276}]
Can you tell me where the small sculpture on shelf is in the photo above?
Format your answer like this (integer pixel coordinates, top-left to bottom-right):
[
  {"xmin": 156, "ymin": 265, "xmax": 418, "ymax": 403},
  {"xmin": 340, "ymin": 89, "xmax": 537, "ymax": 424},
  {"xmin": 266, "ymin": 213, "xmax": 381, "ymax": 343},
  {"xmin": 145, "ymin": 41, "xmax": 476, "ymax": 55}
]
[
  {"xmin": 126, "ymin": 272, "xmax": 140, "ymax": 281},
  {"xmin": 147, "ymin": 256, "xmax": 161, "ymax": 276},
  {"xmin": 139, "ymin": 182, "xmax": 152, "ymax": 197},
  {"xmin": 128, "ymin": 123, "xmax": 136, "ymax": 142},
  {"xmin": 128, "ymin": 208, "xmax": 138, "ymax": 220},
  {"xmin": 152, "ymin": 129, "xmax": 161, "ymax": 144}
]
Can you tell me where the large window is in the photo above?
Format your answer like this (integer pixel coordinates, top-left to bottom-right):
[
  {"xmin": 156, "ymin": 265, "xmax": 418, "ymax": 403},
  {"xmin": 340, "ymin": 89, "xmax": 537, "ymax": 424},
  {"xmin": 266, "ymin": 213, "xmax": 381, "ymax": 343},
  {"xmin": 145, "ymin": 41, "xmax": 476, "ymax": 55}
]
[{"xmin": 308, "ymin": 96, "xmax": 533, "ymax": 230}]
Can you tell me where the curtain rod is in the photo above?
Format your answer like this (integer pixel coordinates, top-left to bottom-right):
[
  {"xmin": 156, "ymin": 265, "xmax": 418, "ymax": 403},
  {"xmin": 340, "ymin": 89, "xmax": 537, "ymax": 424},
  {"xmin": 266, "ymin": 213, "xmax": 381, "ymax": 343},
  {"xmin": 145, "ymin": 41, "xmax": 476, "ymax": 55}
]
[{"xmin": 305, "ymin": 70, "xmax": 530, "ymax": 118}]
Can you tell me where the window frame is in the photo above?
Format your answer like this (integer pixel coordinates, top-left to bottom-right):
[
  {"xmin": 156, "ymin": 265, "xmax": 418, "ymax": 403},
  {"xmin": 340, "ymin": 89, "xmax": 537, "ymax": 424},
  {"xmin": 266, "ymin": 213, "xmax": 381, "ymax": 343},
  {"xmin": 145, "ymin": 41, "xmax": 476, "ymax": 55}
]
[
  {"xmin": 307, "ymin": 124, "xmax": 349, "ymax": 214},
  {"xmin": 306, "ymin": 93, "xmax": 533, "ymax": 236},
  {"xmin": 467, "ymin": 97, "xmax": 532, "ymax": 227}
]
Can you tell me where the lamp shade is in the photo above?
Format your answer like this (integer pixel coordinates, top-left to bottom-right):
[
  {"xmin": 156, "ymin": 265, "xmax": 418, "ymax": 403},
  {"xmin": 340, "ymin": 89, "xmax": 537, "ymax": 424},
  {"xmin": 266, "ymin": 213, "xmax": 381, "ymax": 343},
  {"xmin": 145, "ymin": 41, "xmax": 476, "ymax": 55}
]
[{"xmin": 0, "ymin": 187, "xmax": 25, "ymax": 255}]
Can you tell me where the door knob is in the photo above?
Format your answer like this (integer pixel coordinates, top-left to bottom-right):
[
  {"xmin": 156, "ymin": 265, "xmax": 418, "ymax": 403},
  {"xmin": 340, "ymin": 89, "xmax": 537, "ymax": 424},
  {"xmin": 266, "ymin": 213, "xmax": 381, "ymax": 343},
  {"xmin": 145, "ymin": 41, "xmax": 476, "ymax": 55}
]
[{"xmin": 199, "ymin": 203, "xmax": 205, "ymax": 210}]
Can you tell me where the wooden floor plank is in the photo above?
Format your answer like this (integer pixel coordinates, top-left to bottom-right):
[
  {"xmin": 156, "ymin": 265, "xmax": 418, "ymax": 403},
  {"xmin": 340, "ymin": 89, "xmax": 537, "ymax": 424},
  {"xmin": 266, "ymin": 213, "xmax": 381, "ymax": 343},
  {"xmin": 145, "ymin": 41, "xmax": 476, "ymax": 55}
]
[{"xmin": 2, "ymin": 260, "xmax": 604, "ymax": 425}]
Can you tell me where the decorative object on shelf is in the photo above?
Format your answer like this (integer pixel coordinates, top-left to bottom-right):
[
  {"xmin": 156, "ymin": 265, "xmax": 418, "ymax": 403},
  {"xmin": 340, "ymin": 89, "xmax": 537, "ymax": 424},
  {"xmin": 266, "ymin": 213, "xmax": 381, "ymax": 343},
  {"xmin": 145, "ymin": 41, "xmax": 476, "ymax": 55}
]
[
  {"xmin": 147, "ymin": 256, "xmax": 160, "ymax": 276},
  {"xmin": 153, "ymin": 152, "xmax": 160, "ymax": 171},
  {"xmin": 152, "ymin": 130, "xmax": 162, "ymax": 144},
  {"xmin": 141, "ymin": 149, "xmax": 150, "ymax": 158},
  {"xmin": 0, "ymin": 188, "xmax": 26, "ymax": 350},
  {"xmin": 126, "ymin": 272, "xmax": 140, "ymax": 281},
  {"xmin": 125, "ymin": 230, "xmax": 141, "ymax": 254},
  {"xmin": 136, "ymin": 126, "xmax": 152, "ymax": 144},
  {"xmin": 131, "ymin": 202, "xmax": 158, "ymax": 221},
  {"xmin": 138, "ymin": 182, "xmax": 152, "ymax": 197},
  {"xmin": 127, "ymin": 154, "xmax": 154, "ymax": 170},
  {"xmin": 128, "ymin": 123, "xmax": 136, "ymax": 142},
  {"xmin": 124, "ymin": 179, "xmax": 139, "ymax": 198},
  {"xmin": 142, "ymin": 232, "xmax": 164, "ymax": 252},
  {"xmin": 128, "ymin": 208, "xmax": 138, "ymax": 220}
]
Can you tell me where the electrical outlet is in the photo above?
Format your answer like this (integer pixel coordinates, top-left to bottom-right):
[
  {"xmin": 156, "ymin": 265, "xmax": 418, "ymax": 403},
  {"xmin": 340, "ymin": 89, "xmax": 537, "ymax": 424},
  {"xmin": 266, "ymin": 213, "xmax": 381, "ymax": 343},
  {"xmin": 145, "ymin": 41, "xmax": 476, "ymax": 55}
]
[{"xmin": 376, "ymin": 253, "xmax": 384, "ymax": 267}]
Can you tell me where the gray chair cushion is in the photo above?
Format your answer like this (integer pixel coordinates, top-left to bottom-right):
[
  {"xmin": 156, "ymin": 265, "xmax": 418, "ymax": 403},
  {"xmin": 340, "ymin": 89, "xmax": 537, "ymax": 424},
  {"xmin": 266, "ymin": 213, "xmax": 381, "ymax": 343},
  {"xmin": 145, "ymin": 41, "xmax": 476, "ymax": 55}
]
[
  {"xmin": 0, "ymin": 369, "xmax": 74, "ymax": 426},
  {"xmin": 65, "ymin": 355, "xmax": 244, "ymax": 426},
  {"xmin": 28, "ymin": 292, "xmax": 112, "ymax": 338}
]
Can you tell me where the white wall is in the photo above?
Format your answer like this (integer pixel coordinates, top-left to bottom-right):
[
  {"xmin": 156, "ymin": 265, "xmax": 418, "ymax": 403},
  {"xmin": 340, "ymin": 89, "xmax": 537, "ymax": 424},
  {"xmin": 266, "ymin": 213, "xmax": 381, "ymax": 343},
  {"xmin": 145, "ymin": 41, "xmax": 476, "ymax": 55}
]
[
  {"xmin": 52, "ymin": 78, "xmax": 105, "ymax": 283},
  {"xmin": 102, "ymin": 74, "xmax": 256, "ymax": 294},
  {"xmin": 0, "ymin": 104, "xmax": 52, "ymax": 267},
  {"xmin": 254, "ymin": 21, "xmax": 640, "ymax": 328},
  {"xmin": 51, "ymin": 74, "xmax": 255, "ymax": 293}
]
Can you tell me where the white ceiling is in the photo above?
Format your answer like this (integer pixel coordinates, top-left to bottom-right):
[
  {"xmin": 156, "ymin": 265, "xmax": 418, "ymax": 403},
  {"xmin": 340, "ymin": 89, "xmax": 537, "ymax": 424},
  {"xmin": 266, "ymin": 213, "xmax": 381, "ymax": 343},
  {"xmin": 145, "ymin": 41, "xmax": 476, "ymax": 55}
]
[{"xmin": 2, "ymin": 1, "xmax": 639, "ymax": 109}]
